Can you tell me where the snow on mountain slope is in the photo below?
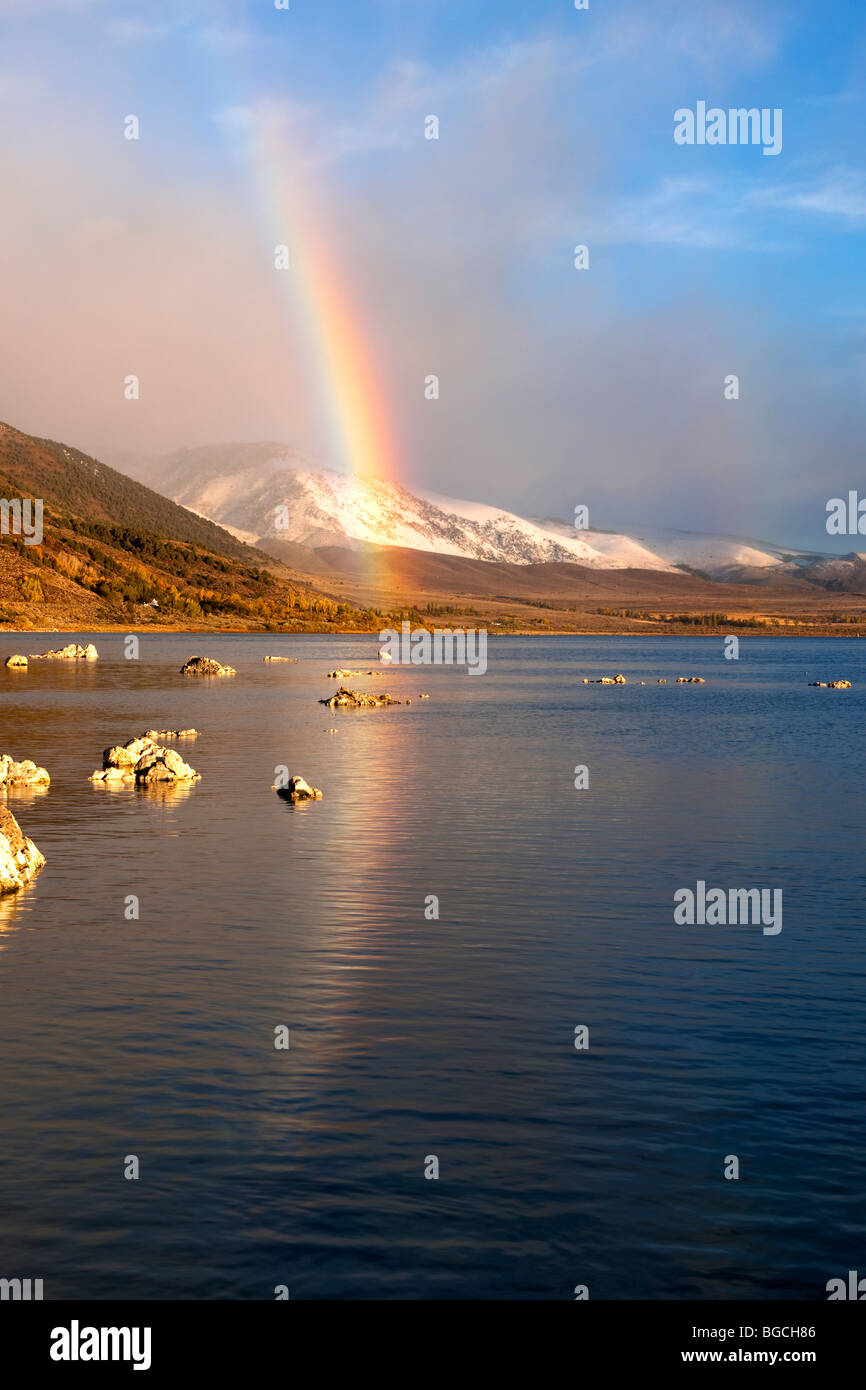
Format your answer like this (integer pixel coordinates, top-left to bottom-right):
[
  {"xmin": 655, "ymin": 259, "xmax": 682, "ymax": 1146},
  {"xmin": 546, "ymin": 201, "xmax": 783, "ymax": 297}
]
[
  {"xmin": 145, "ymin": 445, "xmax": 681, "ymax": 569},
  {"xmin": 629, "ymin": 528, "xmax": 786, "ymax": 574},
  {"xmin": 538, "ymin": 518, "xmax": 831, "ymax": 579}
]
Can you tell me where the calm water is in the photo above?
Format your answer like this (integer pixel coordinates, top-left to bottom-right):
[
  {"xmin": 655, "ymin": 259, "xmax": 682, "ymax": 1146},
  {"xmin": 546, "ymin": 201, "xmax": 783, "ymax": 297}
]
[{"xmin": 0, "ymin": 633, "xmax": 864, "ymax": 1300}]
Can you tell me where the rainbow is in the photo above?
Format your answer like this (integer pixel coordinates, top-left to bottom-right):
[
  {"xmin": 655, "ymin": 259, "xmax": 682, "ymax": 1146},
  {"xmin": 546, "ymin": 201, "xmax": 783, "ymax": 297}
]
[
  {"xmin": 192, "ymin": 31, "xmax": 403, "ymax": 598},
  {"xmin": 244, "ymin": 115, "xmax": 399, "ymax": 490}
]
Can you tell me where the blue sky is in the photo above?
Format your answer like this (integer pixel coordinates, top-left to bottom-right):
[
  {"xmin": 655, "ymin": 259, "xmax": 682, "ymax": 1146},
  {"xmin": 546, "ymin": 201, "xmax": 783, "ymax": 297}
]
[{"xmin": 0, "ymin": 0, "xmax": 864, "ymax": 548}]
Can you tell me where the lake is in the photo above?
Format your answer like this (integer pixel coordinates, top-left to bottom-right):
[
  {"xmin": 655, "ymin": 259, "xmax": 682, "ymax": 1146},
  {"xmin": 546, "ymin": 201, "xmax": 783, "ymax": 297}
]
[{"xmin": 0, "ymin": 633, "xmax": 863, "ymax": 1299}]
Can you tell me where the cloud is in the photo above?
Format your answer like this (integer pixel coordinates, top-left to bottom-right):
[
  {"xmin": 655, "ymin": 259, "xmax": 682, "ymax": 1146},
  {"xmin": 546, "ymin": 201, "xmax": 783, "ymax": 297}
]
[
  {"xmin": 108, "ymin": 19, "xmax": 181, "ymax": 43},
  {"xmin": 752, "ymin": 167, "xmax": 866, "ymax": 222},
  {"xmin": 196, "ymin": 25, "xmax": 259, "ymax": 54}
]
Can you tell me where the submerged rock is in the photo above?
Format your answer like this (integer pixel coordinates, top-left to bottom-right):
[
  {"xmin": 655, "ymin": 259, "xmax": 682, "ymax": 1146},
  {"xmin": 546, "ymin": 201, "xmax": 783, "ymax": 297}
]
[
  {"xmin": 275, "ymin": 775, "xmax": 323, "ymax": 801},
  {"xmin": 0, "ymin": 804, "xmax": 45, "ymax": 895},
  {"xmin": 326, "ymin": 669, "xmax": 363, "ymax": 679},
  {"xmin": 5, "ymin": 654, "xmax": 28, "ymax": 669},
  {"xmin": 263, "ymin": 656, "xmax": 297, "ymax": 663},
  {"xmin": 809, "ymin": 680, "xmax": 851, "ymax": 688},
  {"xmin": 319, "ymin": 686, "xmax": 402, "ymax": 709},
  {"xmin": 0, "ymin": 755, "xmax": 50, "ymax": 787},
  {"xmin": 676, "ymin": 676, "xmax": 706, "ymax": 683},
  {"xmin": 180, "ymin": 656, "xmax": 236, "ymax": 677}
]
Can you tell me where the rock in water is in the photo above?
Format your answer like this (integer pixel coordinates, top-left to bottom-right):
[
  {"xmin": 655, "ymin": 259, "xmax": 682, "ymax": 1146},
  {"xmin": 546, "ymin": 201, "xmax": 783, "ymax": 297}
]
[
  {"xmin": 101, "ymin": 736, "xmax": 156, "ymax": 769},
  {"xmin": 319, "ymin": 686, "xmax": 402, "ymax": 709},
  {"xmin": 0, "ymin": 755, "xmax": 51, "ymax": 787},
  {"xmin": 32, "ymin": 643, "xmax": 98, "ymax": 661},
  {"xmin": 275, "ymin": 776, "xmax": 323, "ymax": 801},
  {"xmin": 5, "ymin": 654, "xmax": 28, "ymax": 669},
  {"xmin": 90, "ymin": 735, "xmax": 200, "ymax": 785},
  {"xmin": 143, "ymin": 728, "xmax": 199, "ymax": 740},
  {"xmin": 134, "ymin": 746, "xmax": 200, "ymax": 785},
  {"xmin": 180, "ymin": 656, "xmax": 236, "ymax": 677},
  {"xmin": 0, "ymin": 804, "xmax": 45, "ymax": 895}
]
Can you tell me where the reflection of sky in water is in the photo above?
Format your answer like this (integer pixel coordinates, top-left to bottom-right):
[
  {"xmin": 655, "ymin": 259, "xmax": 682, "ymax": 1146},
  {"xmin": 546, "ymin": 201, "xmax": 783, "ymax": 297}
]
[{"xmin": 0, "ymin": 634, "xmax": 864, "ymax": 1299}]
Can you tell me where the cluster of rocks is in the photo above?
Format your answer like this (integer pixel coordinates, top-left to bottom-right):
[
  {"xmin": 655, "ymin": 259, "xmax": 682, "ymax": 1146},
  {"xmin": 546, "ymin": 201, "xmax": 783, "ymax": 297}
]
[
  {"xmin": 6, "ymin": 644, "xmax": 99, "ymax": 667},
  {"xmin": 580, "ymin": 674, "xmax": 703, "ymax": 685},
  {"xmin": 263, "ymin": 656, "xmax": 297, "ymax": 663},
  {"xmin": 34, "ymin": 643, "xmax": 98, "ymax": 661},
  {"xmin": 326, "ymin": 668, "xmax": 385, "ymax": 678},
  {"xmin": 0, "ymin": 754, "xmax": 50, "ymax": 788},
  {"xmin": 90, "ymin": 735, "xmax": 201, "ymax": 786},
  {"xmin": 274, "ymin": 775, "xmax": 322, "ymax": 802},
  {"xmin": 180, "ymin": 656, "xmax": 236, "ymax": 677},
  {"xmin": 143, "ymin": 729, "xmax": 198, "ymax": 740},
  {"xmin": 0, "ymin": 804, "xmax": 45, "ymax": 896},
  {"xmin": 809, "ymin": 680, "xmax": 852, "ymax": 688},
  {"xmin": 319, "ymin": 686, "xmax": 402, "ymax": 709}
]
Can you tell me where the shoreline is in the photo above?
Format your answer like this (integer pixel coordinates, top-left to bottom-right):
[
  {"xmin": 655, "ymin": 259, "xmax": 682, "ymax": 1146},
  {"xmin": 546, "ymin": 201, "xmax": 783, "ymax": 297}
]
[{"xmin": 1, "ymin": 626, "xmax": 864, "ymax": 639}]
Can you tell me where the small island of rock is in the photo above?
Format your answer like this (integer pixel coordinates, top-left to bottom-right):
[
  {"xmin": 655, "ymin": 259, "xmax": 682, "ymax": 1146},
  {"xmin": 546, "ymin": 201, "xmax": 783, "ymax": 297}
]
[
  {"xmin": 275, "ymin": 776, "xmax": 323, "ymax": 801},
  {"xmin": 180, "ymin": 656, "xmax": 236, "ymax": 677}
]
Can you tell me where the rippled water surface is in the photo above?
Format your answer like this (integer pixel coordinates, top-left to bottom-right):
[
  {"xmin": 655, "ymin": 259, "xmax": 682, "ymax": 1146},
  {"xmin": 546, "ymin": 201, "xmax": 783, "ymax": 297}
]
[{"xmin": 0, "ymin": 633, "xmax": 864, "ymax": 1299}]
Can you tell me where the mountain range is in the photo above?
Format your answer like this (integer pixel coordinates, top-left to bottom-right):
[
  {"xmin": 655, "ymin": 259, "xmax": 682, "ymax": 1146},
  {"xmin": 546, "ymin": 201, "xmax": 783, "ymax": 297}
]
[
  {"xmin": 114, "ymin": 441, "xmax": 866, "ymax": 592},
  {"xmin": 2, "ymin": 421, "xmax": 864, "ymax": 634}
]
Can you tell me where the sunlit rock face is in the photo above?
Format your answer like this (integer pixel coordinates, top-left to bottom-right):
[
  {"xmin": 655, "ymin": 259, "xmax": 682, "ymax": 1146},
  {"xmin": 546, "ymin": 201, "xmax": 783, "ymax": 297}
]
[{"xmin": 0, "ymin": 804, "xmax": 45, "ymax": 896}]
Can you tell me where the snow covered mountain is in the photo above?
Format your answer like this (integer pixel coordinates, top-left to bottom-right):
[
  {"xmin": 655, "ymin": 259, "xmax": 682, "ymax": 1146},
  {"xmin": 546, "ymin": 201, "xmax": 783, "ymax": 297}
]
[
  {"xmin": 119, "ymin": 442, "xmax": 678, "ymax": 570},
  {"xmin": 115, "ymin": 442, "xmax": 843, "ymax": 583}
]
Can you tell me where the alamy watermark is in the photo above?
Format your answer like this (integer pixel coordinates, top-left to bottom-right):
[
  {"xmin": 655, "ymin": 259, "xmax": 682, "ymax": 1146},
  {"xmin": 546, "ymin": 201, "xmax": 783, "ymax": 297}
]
[
  {"xmin": 674, "ymin": 880, "xmax": 782, "ymax": 935},
  {"xmin": 674, "ymin": 102, "xmax": 782, "ymax": 156},
  {"xmin": 0, "ymin": 497, "xmax": 43, "ymax": 546},
  {"xmin": 50, "ymin": 1322, "xmax": 152, "ymax": 1371},
  {"xmin": 1, "ymin": 1276, "xmax": 43, "ymax": 1300},
  {"xmin": 379, "ymin": 621, "xmax": 487, "ymax": 675},
  {"xmin": 826, "ymin": 492, "xmax": 866, "ymax": 535}
]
